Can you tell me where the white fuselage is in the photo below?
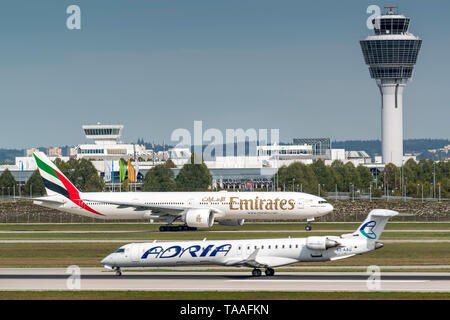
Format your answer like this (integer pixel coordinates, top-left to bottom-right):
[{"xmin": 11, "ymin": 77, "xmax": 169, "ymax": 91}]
[
  {"xmin": 101, "ymin": 236, "xmax": 375, "ymax": 269},
  {"xmin": 34, "ymin": 191, "xmax": 333, "ymax": 222}
]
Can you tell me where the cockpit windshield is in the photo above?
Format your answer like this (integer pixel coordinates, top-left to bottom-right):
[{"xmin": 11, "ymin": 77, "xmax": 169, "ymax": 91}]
[
  {"xmin": 114, "ymin": 248, "xmax": 125, "ymax": 253},
  {"xmin": 318, "ymin": 200, "xmax": 328, "ymax": 204}
]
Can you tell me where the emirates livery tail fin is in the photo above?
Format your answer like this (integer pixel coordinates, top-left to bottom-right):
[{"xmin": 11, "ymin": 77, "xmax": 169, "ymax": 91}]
[
  {"xmin": 33, "ymin": 152, "xmax": 80, "ymax": 199},
  {"xmin": 33, "ymin": 152, "xmax": 104, "ymax": 216}
]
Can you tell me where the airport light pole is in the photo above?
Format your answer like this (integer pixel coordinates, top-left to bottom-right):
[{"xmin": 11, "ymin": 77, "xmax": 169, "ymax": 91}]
[{"xmin": 433, "ymin": 162, "xmax": 436, "ymax": 199}]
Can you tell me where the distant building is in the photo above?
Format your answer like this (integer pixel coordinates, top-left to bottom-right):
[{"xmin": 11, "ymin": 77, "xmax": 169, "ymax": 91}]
[
  {"xmin": 345, "ymin": 151, "xmax": 372, "ymax": 166},
  {"xmin": 25, "ymin": 148, "xmax": 39, "ymax": 157},
  {"xmin": 47, "ymin": 147, "xmax": 62, "ymax": 157},
  {"xmin": 292, "ymin": 138, "xmax": 331, "ymax": 159}
]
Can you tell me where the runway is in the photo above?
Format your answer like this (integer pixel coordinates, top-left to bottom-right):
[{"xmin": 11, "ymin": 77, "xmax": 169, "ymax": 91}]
[
  {"xmin": 0, "ymin": 268, "xmax": 449, "ymax": 292},
  {"xmin": 1, "ymin": 239, "xmax": 449, "ymax": 243}
]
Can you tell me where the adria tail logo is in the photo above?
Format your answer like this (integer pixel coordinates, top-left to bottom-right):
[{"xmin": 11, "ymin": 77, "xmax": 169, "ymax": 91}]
[{"xmin": 360, "ymin": 221, "xmax": 377, "ymax": 239}]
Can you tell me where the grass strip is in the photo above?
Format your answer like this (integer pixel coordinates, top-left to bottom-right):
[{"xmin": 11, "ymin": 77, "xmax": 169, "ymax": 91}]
[{"xmin": 0, "ymin": 290, "xmax": 449, "ymax": 300}]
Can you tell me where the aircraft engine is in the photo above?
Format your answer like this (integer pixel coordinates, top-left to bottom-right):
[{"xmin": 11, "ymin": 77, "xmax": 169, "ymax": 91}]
[
  {"xmin": 217, "ymin": 219, "xmax": 245, "ymax": 226},
  {"xmin": 183, "ymin": 209, "xmax": 215, "ymax": 228},
  {"xmin": 306, "ymin": 236, "xmax": 340, "ymax": 250}
]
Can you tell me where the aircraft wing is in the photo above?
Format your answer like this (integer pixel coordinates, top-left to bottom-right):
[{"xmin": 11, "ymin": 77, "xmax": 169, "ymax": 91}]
[
  {"xmin": 225, "ymin": 249, "xmax": 269, "ymax": 268},
  {"xmin": 225, "ymin": 249, "xmax": 299, "ymax": 268},
  {"xmin": 83, "ymin": 199, "xmax": 186, "ymax": 215}
]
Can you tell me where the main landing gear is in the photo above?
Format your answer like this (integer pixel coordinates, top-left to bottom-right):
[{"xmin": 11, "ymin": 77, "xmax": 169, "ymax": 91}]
[
  {"xmin": 159, "ymin": 225, "xmax": 198, "ymax": 232},
  {"xmin": 251, "ymin": 268, "xmax": 275, "ymax": 277},
  {"xmin": 305, "ymin": 218, "xmax": 314, "ymax": 231}
]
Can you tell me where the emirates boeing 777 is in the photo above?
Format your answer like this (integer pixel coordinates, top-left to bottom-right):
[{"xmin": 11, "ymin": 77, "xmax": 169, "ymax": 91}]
[{"xmin": 32, "ymin": 152, "xmax": 333, "ymax": 231}]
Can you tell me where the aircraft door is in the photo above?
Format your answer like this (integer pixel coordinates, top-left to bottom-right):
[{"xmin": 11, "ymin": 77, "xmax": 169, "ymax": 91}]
[
  {"xmin": 131, "ymin": 245, "xmax": 141, "ymax": 263},
  {"xmin": 297, "ymin": 199, "xmax": 304, "ymax": 209}
]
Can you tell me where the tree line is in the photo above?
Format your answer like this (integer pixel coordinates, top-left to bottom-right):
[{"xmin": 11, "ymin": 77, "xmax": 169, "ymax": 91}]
[
  {"xmin": 0, "ymin": 156, "xmax": 447, "ymax": 198},
  {"xmin": 0, "ymin": 154, "xmax": 213, "ymax": 196},
  {"xmin": 141, "ymin": 155, "xmax": 212, "ymax": 191},
  {"xmin": 275, "ymin": 159, "xmax": 449, "ymax": 198}
]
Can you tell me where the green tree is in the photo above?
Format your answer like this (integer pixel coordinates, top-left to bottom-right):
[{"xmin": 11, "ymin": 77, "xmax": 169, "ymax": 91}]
[
  {"xmin": 0, "ymin": 169, "xmax": 17, "ymax": 189},
  {"xmin": 381, "ymin": 163, "xmax": 400, "ymax": 191},
  {"xmin": 142, "ymin": 163, "xmax": 176, "ymax": 191},
  {"xmin": 356, "ymin": 165, "xmax": 374, "ymax": 190},
  {"xmin": 0, "ymin": 168, "xmax": 19, "ymax": 196},
  {"xmin": 277, "ymin": 162, "xmax": 318, "ymax": 194},
  {"xmin": 175, "ymin": 154, "xmax": 212, "ymax": 191},
  {"xmin": 83, "ymin": 174, "xmax": 105, "ymax": 192},
  {"xmin": 165, "ymin": 159, "xmax": 176, "ymax": 168},
  {"xmin": 310, "ymin": 159, "xmax": 334, "ymax": 191},
  {"xmin": 54, "ymin": 158, "xmax": 103, "ymax": 192},
  {"xmin": 23, "ymin": 170, "xmax": 46, "ymax": 196},
  {"xmin": 330, "ymin": 160, "xmax": 346, "ymax": 191}
]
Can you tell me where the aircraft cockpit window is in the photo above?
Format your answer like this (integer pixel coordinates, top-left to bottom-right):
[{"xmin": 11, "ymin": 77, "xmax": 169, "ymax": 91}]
[
  {"xmin": 318, "ymin": 200, "xmax": 328, "ymax": 204},
  {"xmin": 114, "ymin": 248, "xmax": 125, "ymax": 253}
]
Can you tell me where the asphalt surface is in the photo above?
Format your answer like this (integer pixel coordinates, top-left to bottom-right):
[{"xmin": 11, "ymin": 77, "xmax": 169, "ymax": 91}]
[{"xmin": 0, "ymin": 269, "xmax": 449, "ymax": 292}]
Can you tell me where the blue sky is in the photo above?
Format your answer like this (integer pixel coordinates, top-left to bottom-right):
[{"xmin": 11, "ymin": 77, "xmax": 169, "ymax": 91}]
[{"xmin": 0, "ymin": 0, "xmax": 449, "ymax": 148}]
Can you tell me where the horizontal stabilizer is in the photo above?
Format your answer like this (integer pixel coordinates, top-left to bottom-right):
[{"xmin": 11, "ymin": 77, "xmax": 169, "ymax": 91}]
[{"xmin": 32, "ymin": 196, "xmax": 66, "ymax": 205}]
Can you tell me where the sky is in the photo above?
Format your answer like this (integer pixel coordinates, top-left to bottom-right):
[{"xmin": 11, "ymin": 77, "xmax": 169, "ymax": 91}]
[{"xmin": 0, "ymin": 0, "xmax": 449, "ymax": 148}]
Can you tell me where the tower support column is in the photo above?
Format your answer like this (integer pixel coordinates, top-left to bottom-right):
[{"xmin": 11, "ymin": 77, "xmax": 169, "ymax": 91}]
[{"xmin": 378, "ymin": 79, "xmax": 405, "ymax": 166}]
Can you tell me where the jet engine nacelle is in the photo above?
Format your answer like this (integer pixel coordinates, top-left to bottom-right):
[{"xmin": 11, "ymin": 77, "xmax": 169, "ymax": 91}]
[
  {"xmin": 306, "ymin": 236, "xmax": 340, "ymax": 250},
  {"xmin": 217, "ymin": 219, "xmax": 245, "ymax": 226},
  {"xmin": 183, "ymin": 209, "xmax": 215, "ymax": 228}
]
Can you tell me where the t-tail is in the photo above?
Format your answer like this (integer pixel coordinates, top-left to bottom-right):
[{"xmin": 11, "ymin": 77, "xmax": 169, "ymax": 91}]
[
  {"xmin": 351, "ymin": 209, "xmax": 398, "ymax": 242},
  {"xmin": 33, "ymin": 152, "xmax": 104, "ymax": 216}
]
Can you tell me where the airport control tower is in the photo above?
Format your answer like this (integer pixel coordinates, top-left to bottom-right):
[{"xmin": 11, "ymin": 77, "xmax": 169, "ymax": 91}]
[{"xmin": 360, "ymin": 7, "xmax": 422, "ymax": 166}]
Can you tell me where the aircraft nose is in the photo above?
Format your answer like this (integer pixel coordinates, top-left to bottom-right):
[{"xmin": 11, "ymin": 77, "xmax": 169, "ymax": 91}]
[
  {"xmin": 101, "ymin": 255, "xmax": 111, "ymax": 265},
  {"xmin": 326, "ymin": 203, "xmax": 334, "ymax": 213}
]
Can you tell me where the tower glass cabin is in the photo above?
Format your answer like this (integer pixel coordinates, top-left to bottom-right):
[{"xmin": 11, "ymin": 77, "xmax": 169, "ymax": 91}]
[{"xmin": 360, "ymin": 8, "xmax": 422, "ymax": 166}]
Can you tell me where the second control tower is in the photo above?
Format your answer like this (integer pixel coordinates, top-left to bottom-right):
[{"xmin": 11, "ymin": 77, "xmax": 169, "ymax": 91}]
[{"xmin": 360, "ymin": 7, "xmax": 422, "ymax": 166}]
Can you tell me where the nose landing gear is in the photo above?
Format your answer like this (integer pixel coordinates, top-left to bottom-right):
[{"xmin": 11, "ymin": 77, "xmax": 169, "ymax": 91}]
[
  {"xmin": 305, "ymin": 218, "xmax": 314, "ymax": 231},
  {"xmin": 114, "ymin": 267, "xmax": 122, "ymax": 276}
]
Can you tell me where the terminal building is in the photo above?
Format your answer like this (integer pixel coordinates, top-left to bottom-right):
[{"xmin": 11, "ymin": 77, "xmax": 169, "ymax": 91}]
[{"xmin": 0, "ymin": 124, "xmax": 386, "ymax": 190}]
